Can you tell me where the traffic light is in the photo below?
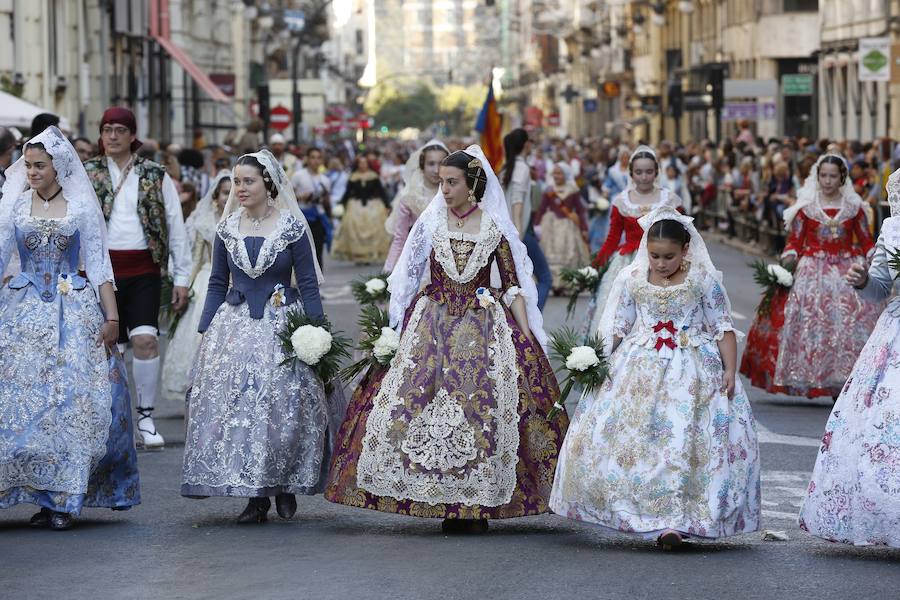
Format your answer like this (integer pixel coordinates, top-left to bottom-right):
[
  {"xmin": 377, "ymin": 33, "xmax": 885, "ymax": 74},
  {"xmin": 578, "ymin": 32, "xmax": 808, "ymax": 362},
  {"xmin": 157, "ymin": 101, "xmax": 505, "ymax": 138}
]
[
  {"xmin": 667, "ymin": 80, "xmax": 683, "ymax": 119},
  {"xmin": 257, "ymin": 84, "xmax": 271, "ymax": 123},
  {"xmin": 709, "ymin": 66, "xmax": 725, "ymax": 110}
]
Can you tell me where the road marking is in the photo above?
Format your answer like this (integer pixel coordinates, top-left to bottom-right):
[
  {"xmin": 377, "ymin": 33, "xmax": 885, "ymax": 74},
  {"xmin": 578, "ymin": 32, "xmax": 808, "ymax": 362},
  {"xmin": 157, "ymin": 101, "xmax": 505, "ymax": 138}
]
[
  {"xmin": 761, "ymin": 470, "xmax": 810, "ymax": 525},
  {"xmin": 757, "ymin": 423, "xmax": 822, "ymax": 448}
]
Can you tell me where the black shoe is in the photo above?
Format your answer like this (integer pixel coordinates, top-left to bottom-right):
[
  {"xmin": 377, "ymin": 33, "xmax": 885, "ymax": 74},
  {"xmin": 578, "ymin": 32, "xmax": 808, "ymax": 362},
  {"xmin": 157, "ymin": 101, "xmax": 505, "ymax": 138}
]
[
  {"xmin": 236, "ymin": 497, "xmax": 271, "ymax": 524},
  {"xmin": 441, "ymin": 518, "xmax": 489, "ymax": 534},
  {"xmin": 275, "ymin": 493, "xmax": 297, "ymax": 519},
  {"xmin": 49, "ymin": 511, "xmax": 73, "ymax": 531},
  {"xmin": 29, "ymin": 508, "xmax": 51, "ymax": 528}
]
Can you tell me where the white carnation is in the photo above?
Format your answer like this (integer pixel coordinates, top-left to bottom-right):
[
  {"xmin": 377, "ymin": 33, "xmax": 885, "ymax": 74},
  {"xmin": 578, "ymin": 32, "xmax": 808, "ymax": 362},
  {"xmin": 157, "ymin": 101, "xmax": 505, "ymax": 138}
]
[
  {"xmin": 365, "ymin": 277, "xmax": 387, "ymax": 295},
  {"xmin": 290, "ymin": 325, "xmax": 333, "ymax": 365},
  {"xmin": 332, "ymin": 204, "xmax": 345, "ymax": 218},
  {"xmin": 578, "ymin": 266, "xmax": 599, "ymax": 280},
  {"xmin": 372, "ymin": 327, "xmax": 400, "ymax": 363},
  {"xmin": 767, "ymin": 264, "xmax": 793, "ymax": 287},
  {"xmin": 565, "ymin": 346, "xmax": 601, "ymax": 372}
]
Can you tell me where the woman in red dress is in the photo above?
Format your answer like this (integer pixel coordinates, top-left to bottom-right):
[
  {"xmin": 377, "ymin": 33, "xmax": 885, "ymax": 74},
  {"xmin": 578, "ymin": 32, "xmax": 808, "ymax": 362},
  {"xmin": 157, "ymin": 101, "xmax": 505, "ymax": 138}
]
[
  {"xmin": 741, "ymin": 154, "xmax": 884, "ymax": 398},
  {"xmin": 582, "ymin": 146, "xmax": 682, "ymax": 337}
]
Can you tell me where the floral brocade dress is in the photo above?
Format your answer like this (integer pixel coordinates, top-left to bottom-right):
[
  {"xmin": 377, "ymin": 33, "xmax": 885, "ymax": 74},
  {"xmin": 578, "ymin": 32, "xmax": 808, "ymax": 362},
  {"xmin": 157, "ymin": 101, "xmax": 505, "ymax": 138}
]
[
  {"xmin": 551, "ymin": 267, "xmax": 761, "ymax": 538},
  {"xmin": 0, "ymin": 193, "xmax": 140, "ymax": 514},
  {"xmin": 799, "ymin": 226, "xmax": 900, "ymax": 547},
  {"xmin": 325, "ymin": 213, "xmax": 568, "ymax": 519},
  {"xmin": 741, "ymin": 207, "xmax": 883, "ymax": 398}
]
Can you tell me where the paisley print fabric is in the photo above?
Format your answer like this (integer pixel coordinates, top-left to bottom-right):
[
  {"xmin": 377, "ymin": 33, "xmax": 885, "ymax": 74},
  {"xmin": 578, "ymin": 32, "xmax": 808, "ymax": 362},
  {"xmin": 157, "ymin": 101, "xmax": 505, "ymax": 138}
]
[{"xmin": 551, "ymin": 267, "xmax": 761, "ymax": 538}]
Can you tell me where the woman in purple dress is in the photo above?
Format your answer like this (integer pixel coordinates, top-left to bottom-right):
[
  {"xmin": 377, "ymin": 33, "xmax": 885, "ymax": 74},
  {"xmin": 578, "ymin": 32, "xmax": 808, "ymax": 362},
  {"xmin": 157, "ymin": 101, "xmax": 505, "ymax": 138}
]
[{"xmin": 325, "ymin": 145, "xmax": 567, "ymax": 533}]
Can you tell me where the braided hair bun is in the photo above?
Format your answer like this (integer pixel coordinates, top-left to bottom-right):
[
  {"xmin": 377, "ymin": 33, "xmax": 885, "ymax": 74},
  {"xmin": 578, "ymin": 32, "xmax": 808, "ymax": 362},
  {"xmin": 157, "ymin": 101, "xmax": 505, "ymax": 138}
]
[{"xmin": 441, "ymin": 151, "xmax": 488, "ymax": 202}]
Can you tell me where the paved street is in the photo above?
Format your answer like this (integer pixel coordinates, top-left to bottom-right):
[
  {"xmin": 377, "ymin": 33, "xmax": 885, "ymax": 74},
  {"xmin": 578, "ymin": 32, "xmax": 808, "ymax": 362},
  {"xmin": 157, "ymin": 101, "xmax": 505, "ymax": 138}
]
[{"xmin": 2, "ymin": 240, "xmax": 899, "ymax": 600}]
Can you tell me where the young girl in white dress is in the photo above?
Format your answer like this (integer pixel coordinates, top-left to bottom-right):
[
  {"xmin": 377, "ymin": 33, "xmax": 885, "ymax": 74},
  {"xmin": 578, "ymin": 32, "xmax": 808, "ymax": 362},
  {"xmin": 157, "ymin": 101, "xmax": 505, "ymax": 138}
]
[{"xmin": 550, "ymin": 206, "xmax": 761, "ymax": 549}]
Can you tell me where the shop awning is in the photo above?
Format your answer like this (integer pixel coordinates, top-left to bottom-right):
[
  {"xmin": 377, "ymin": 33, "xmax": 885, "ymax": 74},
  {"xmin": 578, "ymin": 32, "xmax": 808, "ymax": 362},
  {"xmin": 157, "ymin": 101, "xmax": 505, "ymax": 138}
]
[
  {"xmin": 0, "ymin": 91, "xmax": 72, "ymax": 132},
  {"xmin": 152, "ymin": 35, "xmax": 230, "ymax": 104}
]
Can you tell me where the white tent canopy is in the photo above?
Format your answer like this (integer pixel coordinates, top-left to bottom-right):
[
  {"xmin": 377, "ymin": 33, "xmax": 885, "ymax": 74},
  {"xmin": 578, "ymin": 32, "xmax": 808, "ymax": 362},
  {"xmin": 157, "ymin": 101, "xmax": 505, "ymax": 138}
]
[{"xmin": 0, "ymin": 91, "xmax": 71, "ymax": 133}]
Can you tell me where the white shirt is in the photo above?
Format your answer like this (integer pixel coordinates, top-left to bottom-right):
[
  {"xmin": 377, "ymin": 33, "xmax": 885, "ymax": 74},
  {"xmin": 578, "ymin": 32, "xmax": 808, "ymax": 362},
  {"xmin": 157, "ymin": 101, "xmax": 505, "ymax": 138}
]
[
  {"xmin": 504, "ymin": 157, "xmax": 532, "ymax": 235},
  {"xmin": 291, "ymin": 167, "xmax": 331, "ymax": 200},
  {"xmin": 105, "ymin": 156, "xmax": 192, "ymax": 287}
]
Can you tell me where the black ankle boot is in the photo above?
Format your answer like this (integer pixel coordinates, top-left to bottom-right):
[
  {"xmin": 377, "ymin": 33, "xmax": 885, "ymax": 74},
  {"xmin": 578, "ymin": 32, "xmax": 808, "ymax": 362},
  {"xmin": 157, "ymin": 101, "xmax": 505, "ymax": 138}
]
[
  {"xmin": 236, "ymin": 497, "xmax": 271, "ymax": 524},
  {"xmin": 441, "ymin": 518, "xmax": 489, "ymax": 534},
  {"xmin": 29, "ymin": 508, "xmax": 51, "ymax": 528},
  {"xmin": 275, "ymin": 493, "xmax": 297, "ymax": 519},
  {"xmin": 49, "ymin": 511, "xmax": 73, "ymax": 531}
]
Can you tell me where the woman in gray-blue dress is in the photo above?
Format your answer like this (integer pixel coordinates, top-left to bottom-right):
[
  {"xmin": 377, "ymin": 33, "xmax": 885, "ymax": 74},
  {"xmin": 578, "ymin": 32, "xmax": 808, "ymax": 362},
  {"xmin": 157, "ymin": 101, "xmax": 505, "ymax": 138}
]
[{"xmin": 181, "ymin": 150, "xmax": 341, "ymax": 524}]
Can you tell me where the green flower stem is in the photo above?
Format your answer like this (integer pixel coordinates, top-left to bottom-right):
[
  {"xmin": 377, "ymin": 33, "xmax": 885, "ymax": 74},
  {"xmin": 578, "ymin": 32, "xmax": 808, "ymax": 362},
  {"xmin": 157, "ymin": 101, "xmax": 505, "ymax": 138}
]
[{"xmin": 548, "ymin": 377, "xmax": 575, "ymax": 420}]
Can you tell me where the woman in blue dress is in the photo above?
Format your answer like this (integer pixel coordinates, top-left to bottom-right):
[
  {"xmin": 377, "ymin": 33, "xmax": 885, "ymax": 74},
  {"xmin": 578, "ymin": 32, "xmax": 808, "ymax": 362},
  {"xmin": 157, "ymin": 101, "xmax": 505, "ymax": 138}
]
[
  {"xmin": 181, "ymin": 150, "xmax": 341, "ymax": 524},
  {"xmin": 0, "ymin": 127, "xmax": 140, "ymax": 530}
]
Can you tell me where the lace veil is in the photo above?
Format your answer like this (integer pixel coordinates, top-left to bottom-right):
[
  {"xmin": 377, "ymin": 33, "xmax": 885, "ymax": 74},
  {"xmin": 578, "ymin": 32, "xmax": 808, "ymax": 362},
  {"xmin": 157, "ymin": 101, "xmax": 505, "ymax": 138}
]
[
  {"xmin": 624, "ymin": 145, "xmax": 661, "ymax": 191},
  {"xmin": 546, "ymin": 161, "xmax": 579, "ymax": 197},
  {"xmin": 186, "ymin": 169, "xmax": 231, "ymax": 245},
  {"xmin": 595, "ymin": 205, "xmax": 731, "ymax": 354},
  {"xmin": 386, "ymin": 139, "xmax": 449, "ymax": 235},
  {"xmin": 222, "ymin": 150, "xmax": 323, "ymax": 283},
  {"xmin": 783, "ymin": 153, "xmax": 862, "ymax": 230},
  {"xmin": 387, "ymin": 144, "xmax": 549, "ymax": 349},
  {"xmin": 880, "ymin": 168, "xmax": 900, "ymax": 276},
  {"xmin": 0, "ymin": 126, "xmax": 114, "ymax": 293}
]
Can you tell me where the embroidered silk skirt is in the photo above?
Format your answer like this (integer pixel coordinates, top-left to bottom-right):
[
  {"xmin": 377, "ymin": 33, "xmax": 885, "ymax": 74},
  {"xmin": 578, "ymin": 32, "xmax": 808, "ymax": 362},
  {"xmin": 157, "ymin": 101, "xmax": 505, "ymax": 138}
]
[{"xmin": 325, "ymin": 293, "xmax": 567, "ymax": 519}]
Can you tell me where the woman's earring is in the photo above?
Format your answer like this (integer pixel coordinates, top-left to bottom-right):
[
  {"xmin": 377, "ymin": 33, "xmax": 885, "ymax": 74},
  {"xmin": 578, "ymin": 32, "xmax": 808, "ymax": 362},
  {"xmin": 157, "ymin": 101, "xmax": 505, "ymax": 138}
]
[
  {"xmin": 468, "ymin": 188, "xmax": 477, "ymax": 206},
  {"xmin": 680, "ymin": 260, "xmax": 687, "ymax": 272},
  {"xmin": 266, "ymin": 191, "xmax": 276, "ymax": 207}
]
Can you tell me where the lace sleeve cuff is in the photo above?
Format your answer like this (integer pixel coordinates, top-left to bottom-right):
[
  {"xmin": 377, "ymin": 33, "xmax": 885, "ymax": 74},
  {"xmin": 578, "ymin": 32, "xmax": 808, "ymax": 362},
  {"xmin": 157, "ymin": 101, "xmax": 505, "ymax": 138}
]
[
  {"xmin": 503, "ymin": 286, "xmax": 522, "ymax": 306},
  {"xmin": 780, "ymin": 249, "xmax": 798, "ymax": 262},
  {"xmin": 712, "ymin": 322, "xmax": 745, "ymax": 343}
]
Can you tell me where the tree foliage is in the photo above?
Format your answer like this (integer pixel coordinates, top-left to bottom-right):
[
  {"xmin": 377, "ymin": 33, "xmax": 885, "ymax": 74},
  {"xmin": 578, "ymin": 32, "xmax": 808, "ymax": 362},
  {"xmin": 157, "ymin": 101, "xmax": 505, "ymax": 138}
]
[
  {"xmin": 370, "ymin": 84, "xmax": 441, "ymax": 131},
  {"xmin": 364, "ymin": 80, "xmax": 486, "ymax": 134}
]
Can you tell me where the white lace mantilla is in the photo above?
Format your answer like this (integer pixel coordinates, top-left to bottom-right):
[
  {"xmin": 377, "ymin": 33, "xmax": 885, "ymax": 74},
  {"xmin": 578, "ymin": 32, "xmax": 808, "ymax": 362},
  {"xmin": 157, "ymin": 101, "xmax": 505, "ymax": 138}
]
[
  {"xmin": 217, "ymin": 209, "xmax": 305, "ymax": 279},
  {"xmin": 356, "ymin": 295, "xmax": 521, "ymax": 506},
  {"xmin": 431, "ymin": 211, "xmax": 502, "ymax": 284}
]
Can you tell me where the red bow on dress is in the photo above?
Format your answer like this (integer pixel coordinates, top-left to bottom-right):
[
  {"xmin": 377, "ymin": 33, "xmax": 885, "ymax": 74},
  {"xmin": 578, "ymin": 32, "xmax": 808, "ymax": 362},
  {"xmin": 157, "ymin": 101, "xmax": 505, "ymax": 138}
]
[
  {"xmin": 655, "ymin": 337, "xmax": 677, "ymax": 352},
  {"xmin": 653, "ymin": 320, "xmax": 676, "ymax": 335}
]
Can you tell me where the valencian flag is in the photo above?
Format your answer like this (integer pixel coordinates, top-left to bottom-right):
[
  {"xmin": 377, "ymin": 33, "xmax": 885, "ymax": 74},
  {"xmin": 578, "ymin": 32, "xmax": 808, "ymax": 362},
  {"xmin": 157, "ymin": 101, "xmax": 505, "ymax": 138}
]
[{"xmin": 475, "ymin": 84, "xmax": 503, "ymax": 171}]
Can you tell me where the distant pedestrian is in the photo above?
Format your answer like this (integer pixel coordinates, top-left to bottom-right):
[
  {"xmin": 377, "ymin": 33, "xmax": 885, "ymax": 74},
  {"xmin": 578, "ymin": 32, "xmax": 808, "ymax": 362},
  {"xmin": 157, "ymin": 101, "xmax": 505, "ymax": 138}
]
[{"xmin": 501, "ymin": 128, "xmax": 552, "ymax": 310}]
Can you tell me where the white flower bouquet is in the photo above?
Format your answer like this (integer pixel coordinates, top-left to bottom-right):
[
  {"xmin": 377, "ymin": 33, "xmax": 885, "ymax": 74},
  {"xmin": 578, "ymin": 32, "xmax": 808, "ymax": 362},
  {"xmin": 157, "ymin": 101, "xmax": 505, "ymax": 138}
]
[
  {"xmin": 339, "ymin": 305, "xmax": 398, "ymax": 381},
  {"xmin": 351, "ymin": 272, "xmax": 390, "ymax": 305},
  {"xmin": 559, "ymin": 264, "xmax": 605, "ymax": 318},
  {"xmin": 547, "ymin": 327, "xmax": 609, "ymax": 420},
  {"xmin": 331, "ymin": 204, "xmax": 345, "ymax": 219},
  {"xmin": 278, "ymin": 310, "xmax": 351, "ymax": 393},
  {"xmin": 750, "ymin": 260, "xmax": 795, "ymax": 316}
]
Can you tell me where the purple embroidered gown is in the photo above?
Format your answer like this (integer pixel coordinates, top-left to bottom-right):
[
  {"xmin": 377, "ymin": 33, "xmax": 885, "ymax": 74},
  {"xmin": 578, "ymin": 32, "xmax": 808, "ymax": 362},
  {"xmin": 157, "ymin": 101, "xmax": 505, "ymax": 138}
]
[{"xmin": 326, "ymin": 215, "xmax": 567, "ymax": 519}]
